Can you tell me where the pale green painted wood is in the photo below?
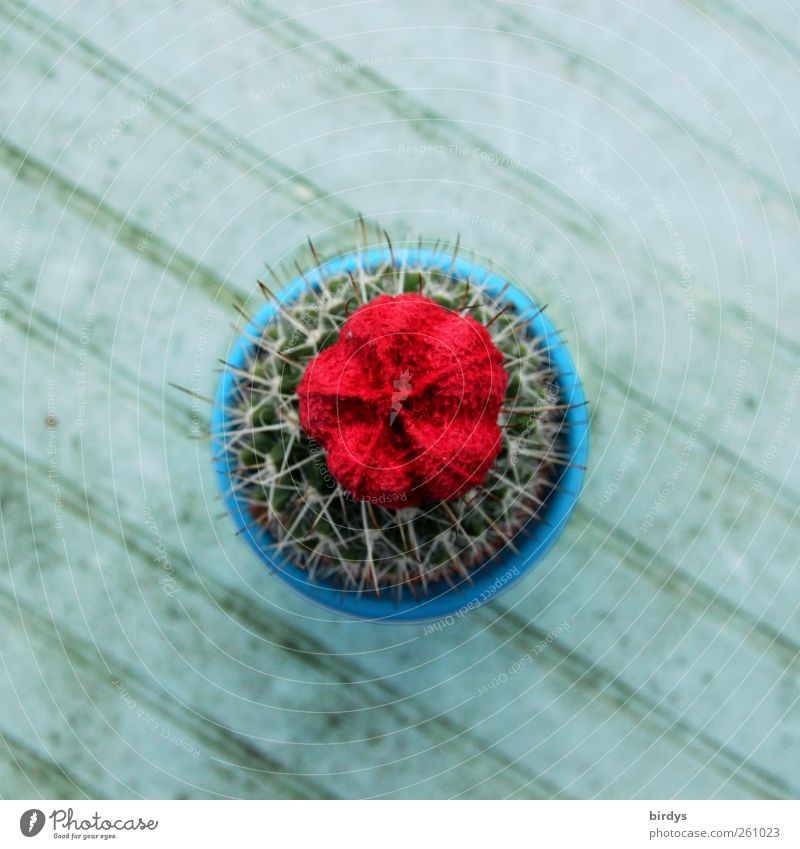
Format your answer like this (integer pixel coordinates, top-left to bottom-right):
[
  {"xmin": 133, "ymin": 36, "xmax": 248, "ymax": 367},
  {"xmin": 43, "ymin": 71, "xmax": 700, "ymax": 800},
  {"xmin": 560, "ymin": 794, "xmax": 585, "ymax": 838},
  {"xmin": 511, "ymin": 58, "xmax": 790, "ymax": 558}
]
[{"xmin": 0, "ymin": 0, "xmax": 798, "ymax": 799}]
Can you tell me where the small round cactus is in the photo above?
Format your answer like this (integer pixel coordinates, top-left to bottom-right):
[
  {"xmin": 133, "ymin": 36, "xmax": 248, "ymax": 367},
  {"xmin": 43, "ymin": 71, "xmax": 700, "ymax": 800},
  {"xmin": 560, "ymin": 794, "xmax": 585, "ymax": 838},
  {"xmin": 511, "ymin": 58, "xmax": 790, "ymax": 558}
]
[{"xmin": 216, "ymin": 228, "xmax": 574, "ymax": 596}]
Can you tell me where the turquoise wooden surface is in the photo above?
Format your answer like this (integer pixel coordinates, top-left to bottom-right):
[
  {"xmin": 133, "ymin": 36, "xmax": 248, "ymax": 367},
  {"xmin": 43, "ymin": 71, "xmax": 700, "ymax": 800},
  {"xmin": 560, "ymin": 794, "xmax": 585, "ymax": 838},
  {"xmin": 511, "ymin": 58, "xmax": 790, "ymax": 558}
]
[{"xmin": 1, "ymin": 0, "xmax": 798, "ymax": 799}]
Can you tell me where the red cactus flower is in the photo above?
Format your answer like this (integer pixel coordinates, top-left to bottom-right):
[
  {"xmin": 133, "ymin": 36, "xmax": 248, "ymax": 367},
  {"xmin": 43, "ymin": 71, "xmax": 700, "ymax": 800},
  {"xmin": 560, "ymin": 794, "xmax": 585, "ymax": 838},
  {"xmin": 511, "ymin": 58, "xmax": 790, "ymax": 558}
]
[{"xmin": 298, "ymin": 293, "xmax": 507, "ymax": 507}]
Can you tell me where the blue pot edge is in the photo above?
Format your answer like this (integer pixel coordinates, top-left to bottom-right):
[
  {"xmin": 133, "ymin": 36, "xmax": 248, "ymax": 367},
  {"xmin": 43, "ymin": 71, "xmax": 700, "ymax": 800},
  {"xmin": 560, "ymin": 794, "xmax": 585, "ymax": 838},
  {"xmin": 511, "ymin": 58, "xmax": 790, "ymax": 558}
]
[{"xmin": 211, "ymin": 248, "xmax": 590, "ymax": 623}]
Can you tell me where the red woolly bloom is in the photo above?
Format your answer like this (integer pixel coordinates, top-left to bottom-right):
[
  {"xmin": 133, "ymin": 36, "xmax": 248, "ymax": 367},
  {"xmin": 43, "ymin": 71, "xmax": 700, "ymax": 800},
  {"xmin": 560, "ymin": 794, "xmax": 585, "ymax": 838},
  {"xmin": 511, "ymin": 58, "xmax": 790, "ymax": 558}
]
[{"xmin": 298, "ymin": 293, "xmax": 507, "ymax": 507}]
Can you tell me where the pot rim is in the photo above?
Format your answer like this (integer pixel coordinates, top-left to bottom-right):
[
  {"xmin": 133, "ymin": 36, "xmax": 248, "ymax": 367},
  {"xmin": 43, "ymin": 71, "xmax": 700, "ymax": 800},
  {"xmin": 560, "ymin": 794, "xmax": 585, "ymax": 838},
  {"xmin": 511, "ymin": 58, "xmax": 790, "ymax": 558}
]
[{"xmin": 212, "ymin": 247, "xmax": 589, "ymax": 623}]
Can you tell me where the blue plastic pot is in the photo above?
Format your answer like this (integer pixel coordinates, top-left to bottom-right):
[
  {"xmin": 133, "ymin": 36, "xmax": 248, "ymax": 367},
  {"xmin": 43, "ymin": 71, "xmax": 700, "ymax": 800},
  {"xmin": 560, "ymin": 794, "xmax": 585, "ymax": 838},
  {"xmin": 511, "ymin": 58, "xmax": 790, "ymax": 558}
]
[{"xmin": 212, "ymin": 248, "xmax": 589, "ymax": 622}]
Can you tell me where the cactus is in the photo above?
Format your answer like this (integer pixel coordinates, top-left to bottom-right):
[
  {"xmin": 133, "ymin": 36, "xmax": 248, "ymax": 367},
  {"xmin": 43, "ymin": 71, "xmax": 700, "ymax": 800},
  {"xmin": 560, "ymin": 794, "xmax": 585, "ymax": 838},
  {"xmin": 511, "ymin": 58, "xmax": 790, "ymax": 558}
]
[{"xmin": 217, "ymin": 229, "xmax": 572, "ymax": 596}]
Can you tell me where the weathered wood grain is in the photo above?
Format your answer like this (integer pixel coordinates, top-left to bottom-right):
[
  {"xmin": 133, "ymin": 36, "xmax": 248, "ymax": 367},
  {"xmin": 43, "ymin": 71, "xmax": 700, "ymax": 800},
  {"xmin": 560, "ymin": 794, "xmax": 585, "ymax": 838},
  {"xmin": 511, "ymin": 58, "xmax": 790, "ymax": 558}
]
[
  {"xmin": 1, "ymin": 0, "xmax": 798, "ymax": 800},
  {"xmin": 2, "ymin": 125, "xmax": 797, "ymax": 632},
  {"xmin": 32, "ymin": 0, "xmax": 798, "ymax": 332},
  {"xmin": 0, "ymin": 424, "xmax": 788, "ymax": 799},
  {"xmin": 1, "ymin": 136, "xmax": 798, "ymax": 793},
  {"xmin": 1, "ymin": 271, "xmax": 796, "ymax": 799},
  {"xmin": 4, "ymin": 1, "xmax": 799, "ymax": 486},
  {"xmin": 0, "ymin": 731, "xmax": 93, "ymax": 800}
]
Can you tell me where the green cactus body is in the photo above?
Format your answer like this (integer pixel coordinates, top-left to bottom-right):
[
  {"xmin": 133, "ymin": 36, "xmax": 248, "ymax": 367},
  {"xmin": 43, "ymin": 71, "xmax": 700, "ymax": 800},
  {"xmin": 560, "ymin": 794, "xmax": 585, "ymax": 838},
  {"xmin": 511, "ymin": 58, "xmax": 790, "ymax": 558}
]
[{"xmin": 219, "ymin": 237, "xmax": 569, "ymax": 596}]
